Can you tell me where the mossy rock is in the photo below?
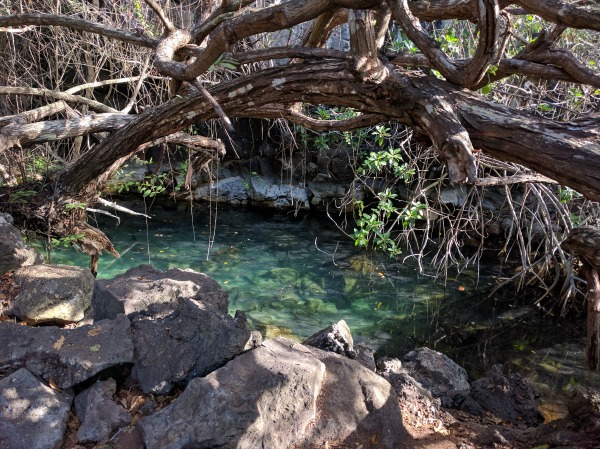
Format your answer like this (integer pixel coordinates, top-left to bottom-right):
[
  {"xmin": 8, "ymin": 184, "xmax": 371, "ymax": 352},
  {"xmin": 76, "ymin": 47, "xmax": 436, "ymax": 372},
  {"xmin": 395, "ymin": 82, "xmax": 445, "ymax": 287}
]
[
  {"xmin": 262, "ymin": 324, "xmax": 301, "ymax": 341},
  {"xmin": 259, "ymin": 267, "xmax": 299, "ymax": 285},
  {"xmin": 304, "ymin": 297, "xmax": 337, "ymax": 314},
  {"xmin": 349, "ymin": 255, "xmax": 379, "ymax": 275}
]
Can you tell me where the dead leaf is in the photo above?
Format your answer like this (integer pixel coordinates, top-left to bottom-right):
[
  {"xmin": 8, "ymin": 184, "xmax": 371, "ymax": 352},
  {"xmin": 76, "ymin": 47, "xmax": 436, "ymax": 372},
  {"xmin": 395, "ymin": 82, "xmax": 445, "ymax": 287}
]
[
  {"xmin": 131, "ymin": 413, "xmax": 142, "ymax": 426},
  {"xmin": 48, "ymin": 378, "xmax": 62, "ymax": 392},
  {"xmin": 53, "ymin": 335, "xmax": 65, "ymax": 350},
  {"xmin": 87, "ymin": 327, "xmax": 102, "ymax": 337}
]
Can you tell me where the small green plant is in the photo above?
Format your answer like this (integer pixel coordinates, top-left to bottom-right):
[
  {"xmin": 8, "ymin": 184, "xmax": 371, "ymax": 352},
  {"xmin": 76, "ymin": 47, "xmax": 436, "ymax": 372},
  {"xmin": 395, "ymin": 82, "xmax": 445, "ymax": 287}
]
[
  {"xmin": 64, "ymin": 202, "xmax": 87, "ymax": 211},
  {"xmin": 371, "ymin": 125, "xmax": 391, "ymax": 147},
  {"xmin": 358, "ymin": 147, "xmax": 415, "ymax": 180},
  {"xmin": 558, "ymin": 186, "xmax": 581, "ymax": 204},
  {"xmin": 9, "ymin": 190, "xmax": 37, "ymax": 204},
  {"xmin": 108, "ymin": 158, "xmax": 169, "ymax": 197},
  {"xmin": 352, "ymin": 147, "xmax": 424, "ymax": 257},
  {"xmin": 314, "ymin": 134, "xmax": 333, "ymax": 152},
  {"xmin": 138, "ymin": 173, "xmax": 168, "ymax": 198},
  {"xmin": 314, "ymin": 106, "xmax": 331, "ymax": 120},
  {"xmin": 388, "ymin": 33, "xmax": 418, "ymax": 54},
  {"xmin": 208, "ymin": 54, "xmax": 239, "ymax": 72}
]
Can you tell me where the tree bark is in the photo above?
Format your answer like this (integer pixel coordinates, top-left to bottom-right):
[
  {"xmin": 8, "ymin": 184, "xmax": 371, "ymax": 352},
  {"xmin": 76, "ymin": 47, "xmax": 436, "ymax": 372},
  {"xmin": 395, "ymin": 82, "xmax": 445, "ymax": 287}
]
[
  {"xmin": 585, "ymin": 267, "xmax": 600, "ymax": 371},
  {"xmin": 54, "ymin": 60, "xmax": 600, "ymax": 202}
]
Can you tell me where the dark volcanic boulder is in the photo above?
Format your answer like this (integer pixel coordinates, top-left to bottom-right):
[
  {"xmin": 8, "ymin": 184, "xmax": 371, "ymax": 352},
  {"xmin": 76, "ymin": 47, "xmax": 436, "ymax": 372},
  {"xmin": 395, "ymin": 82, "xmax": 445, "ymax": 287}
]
[
  {"xmin": 0, "ymin": 213, "xmax": 43, "ymax": 275},
  {"xmin": 303, "ymin": 319, "xmax": 356, "ymax": 358},
  {"xmin": 75, "ymin": 378, "xmax": 130, "ymax": 443},
  {"xmin": 301, "ymin": 345, "xmax": 406, "ymax": 448},
  {"xmin": 382, "ymin": 368, "xmax": 444, "ymax": 429},
  {"xmin": 137, "ymin": 337, "xmax": 406, "ymax": 449},
  {"xmin": 0, "ymin": 368, "xmax": 72, "ymax": 449},
  {"xmin": 402, "ymin": 347, "xmax": 470, "ymax": 399},
  {"xmin": 0, "ymin": 314, "xmax": 134, "ymax": 388},
  {"xmin": 568, "ymin": 386, "xmax": 600, "ymax": 432},
  {"xmin": 137, "ymin": 337, "xmax": 326, "ymax": 449},
  {"xmin": 129, "ymin": 297, "xmax": 262, "ymax": 394},
  {"xmin": 7, "ymin": 264, "xmax": 94, "ymax": 324},
  {"xmin": 470, "ymin": 364, "xmax": 543, "ymax": 427},
  {"xmin": 92, "ymin": 265, "xmax": 229, "ymax": 320}
]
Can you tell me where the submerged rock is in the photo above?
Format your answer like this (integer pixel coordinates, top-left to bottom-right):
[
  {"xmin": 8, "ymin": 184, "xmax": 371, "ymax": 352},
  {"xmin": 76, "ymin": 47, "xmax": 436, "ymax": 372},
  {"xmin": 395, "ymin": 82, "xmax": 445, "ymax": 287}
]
[
  {"xmin": 92, "ymin": 264, "xmax": 229, "ymax": 320},
  {"xmin": 0, "ymin": 314, "xmax": 134, "ymax": 388},
  {"xmin": 303, "ymin": 319, "xmax": 356, "ymax": 358},
  {"xmin": 7, "ymin": 264, "xmax": 94, "ymax": 324},
  {"xmin": 75, "ymin": 378, "xmax": 130, "ymax": 443},
  {"xmin": 0, "ymin": 368, "xmax": 72, "ymax": 449},
  {"xmin": 129, "ymin": 297, "xmax": 262, "ymax": 394}
]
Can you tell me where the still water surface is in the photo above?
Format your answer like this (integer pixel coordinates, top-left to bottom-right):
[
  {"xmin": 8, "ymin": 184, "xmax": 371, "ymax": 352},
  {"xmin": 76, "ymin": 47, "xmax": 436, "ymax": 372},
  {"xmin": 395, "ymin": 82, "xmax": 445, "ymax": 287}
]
[
  {"xmin": 45, "ymin": 201, "xmax": 498, "ymax": 358},
  {"xmin": 42, "ymin": 200, "xmax": 599, "ymax": 414}
]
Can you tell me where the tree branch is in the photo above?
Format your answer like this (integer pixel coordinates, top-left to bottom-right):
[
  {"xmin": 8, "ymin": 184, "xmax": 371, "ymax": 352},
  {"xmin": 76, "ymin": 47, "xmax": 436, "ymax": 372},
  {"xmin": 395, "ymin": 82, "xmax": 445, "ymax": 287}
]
[
  {"xmin": 0, "ymin": 114, "xmax": 132, "ymax": 152},
  {"xmin": 143, "ymin": 0, "xmax": 175, "ymax": 33},
  {"xmin": 0, "ymin": 13, "xmax": 158, "ymax": 48},
  {"xmin": 247, "ymin": 104, "xmax": 386, "ymax": 131},
  {"xmin": 474, "ymin": 173, "xmax": 558, "ymax": 186},
  {"xmin": 0, "ymin": 86, "xmax": 118, "ymax": 113},
  {"xmin": 514, "ymin": 0, "xmax": 600, "ymax": 32}
]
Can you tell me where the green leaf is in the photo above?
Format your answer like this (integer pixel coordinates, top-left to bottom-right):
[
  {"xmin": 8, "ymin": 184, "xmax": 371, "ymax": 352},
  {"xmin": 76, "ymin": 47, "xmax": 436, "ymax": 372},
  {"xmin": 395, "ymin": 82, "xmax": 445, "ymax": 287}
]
[
  {"xmin": 219, "ymin": 61, "xmax": 238, "ymax": 70},
  {"xmin": 480, "ymin": 84, "xmax": 492, "ymax": 95}
]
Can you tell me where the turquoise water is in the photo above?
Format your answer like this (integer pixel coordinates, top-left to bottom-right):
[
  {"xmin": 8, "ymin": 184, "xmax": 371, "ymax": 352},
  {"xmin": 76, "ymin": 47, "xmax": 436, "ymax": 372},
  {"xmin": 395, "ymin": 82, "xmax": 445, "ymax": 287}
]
[
  {"xmin": 42, "ymin": 200, "xmax": 500, "ymax": 357},
  {"xmin": 39, "ymin": 200, "xmax": 600, "ymax": 399}
]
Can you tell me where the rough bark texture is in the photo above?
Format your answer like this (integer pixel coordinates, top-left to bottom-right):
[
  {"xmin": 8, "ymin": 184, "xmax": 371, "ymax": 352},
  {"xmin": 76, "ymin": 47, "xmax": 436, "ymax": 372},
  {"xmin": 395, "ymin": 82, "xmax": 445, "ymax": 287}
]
[
  {"xmin": 1, "ymin": 0, "xmax": 599, "ymax": 202},
  {"xmin": 562, "ymin": 226, "xmax": 600, "ymax": 370},
  {"xmin": 53, "ymin": 61, "xmax": 600, "ymax": 202},
  {"xmin": 586, "ymin": 268, "xmax": 600, "ymax": 371}
]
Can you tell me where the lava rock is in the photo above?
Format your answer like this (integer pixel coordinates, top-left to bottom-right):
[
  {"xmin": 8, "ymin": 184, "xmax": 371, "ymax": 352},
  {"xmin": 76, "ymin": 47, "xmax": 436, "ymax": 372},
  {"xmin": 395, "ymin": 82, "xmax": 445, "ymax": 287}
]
[
  {"xmin": 248, "ymin": 175, "xmax": 310, "ymax": 209},
  {"xmin": 303, "ymin": 319, "xmax": 356, "ymax": 358},
  {"xmin": 92, "ymin": 265, "xmax": 230, "ymax": 320},
  {"xmin": 376, "ymin": 356, "xmax": 403, "ymax": 375},
  {"xmin": 7, "ymin": 264, "xmax": 94, "ymax": 324},
  {"xmin": 138, "ymin": 337, "xmax": 406, "ymax": 449},
  {"xmin": 75, "ymin": 378, "xmax": 130, "ymax": 443},
  {"xmin": 137, "ymin": 337, "xmax": 326, "ymax": 449},
  {"xmin": 354, "ymin": 342, "xmax": 376, "ymax": 371},
  {"xmin": 129, "ymin": 297, "xmax": 262, "ymax": 394},
  {"xmin": 568, "ymin": 386, "xmax": 600, "ymax": 432},
  {"xmin": 0, "ymin": 368, "xmax": 73, "ymax": 449},
  {"xmin": 402, "ymin": 347, "xmax": 470, "ymax": 400},
  {"xmin": 470, "ymin": 364, "xmax": 543, "ymax": 427},
  {"xmin": 0, "ymin": 213, "xmax": 43, "ymax": 276},
  {"xmin": 382, "ymin": 368, "xmax": 443, "ymax": 429},
  {"xmin": 0, "ymin": 314, "xmax": 134, "ymax": 388},
  {"xmin": 194, "ymin": 176, "xmax": 249, "ymax": 205},
  {"xmin": 301, "ymin": 345, "xmax": 406, "ymax": 448}
]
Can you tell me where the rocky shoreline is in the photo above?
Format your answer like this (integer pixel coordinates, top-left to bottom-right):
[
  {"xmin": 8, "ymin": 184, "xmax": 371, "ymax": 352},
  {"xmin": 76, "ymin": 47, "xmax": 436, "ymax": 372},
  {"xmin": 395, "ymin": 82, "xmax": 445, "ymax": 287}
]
[{"xmin": 1, "ymin": 213, "xmax": 599, "ymax": 449}]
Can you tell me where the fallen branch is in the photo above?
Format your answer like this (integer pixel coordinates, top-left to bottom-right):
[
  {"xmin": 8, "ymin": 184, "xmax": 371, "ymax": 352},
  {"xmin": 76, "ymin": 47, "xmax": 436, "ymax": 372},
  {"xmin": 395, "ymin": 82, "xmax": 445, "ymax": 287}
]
[{"xmin": 94, "ymin": 197, "xmax": 151, "ymax": 218}]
